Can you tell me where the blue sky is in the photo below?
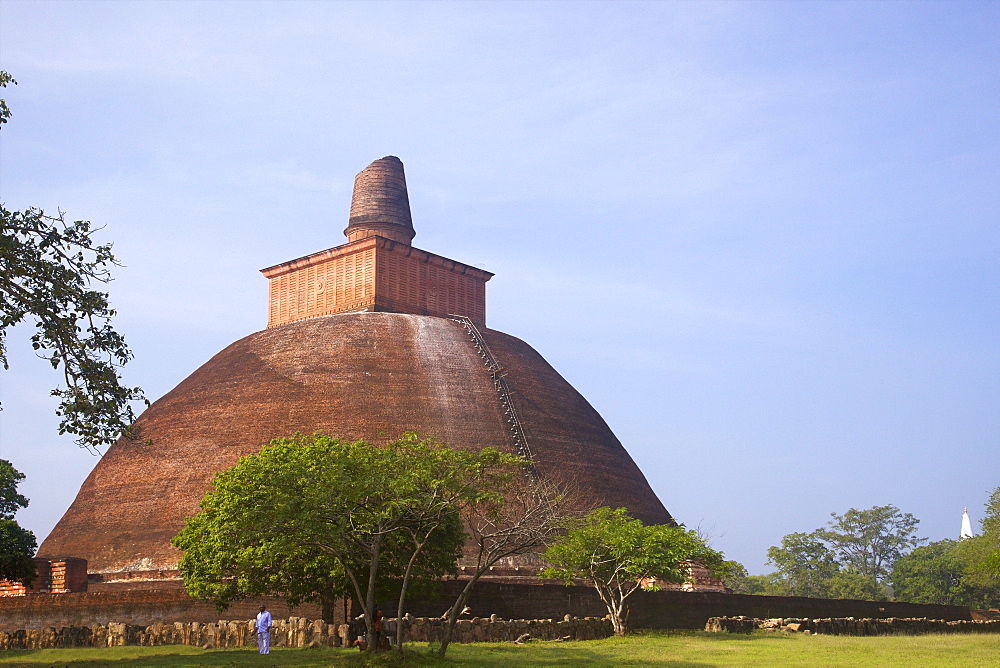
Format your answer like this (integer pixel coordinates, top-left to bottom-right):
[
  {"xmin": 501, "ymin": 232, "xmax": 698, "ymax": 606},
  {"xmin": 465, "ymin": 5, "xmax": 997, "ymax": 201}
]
[{"xmin": 0, "ymin": 1, "xmax": 997, "ymax": 574}]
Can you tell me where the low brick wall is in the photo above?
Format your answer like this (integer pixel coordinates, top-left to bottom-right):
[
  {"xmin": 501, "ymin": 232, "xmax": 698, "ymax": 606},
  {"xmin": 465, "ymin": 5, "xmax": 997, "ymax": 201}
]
[
  {"xmin": 706, "ymin": 616, "xmax": 1000, "ymax": 636},
  {"xmin": 0, "ymin": 615, "xmax": 612, "ymax": 650},
  {"xmin": 0, "ymin": 579, "xmax": 972, "ymax": 632},
  {"xmin": 399, "ymin": 581, "xmax": 973, "ymax": 629},
  {"xmin": 0, "ymin": 588, "xmax": 322, "ymax": 632},
  {"xmin": 0, "ymin": 558, "xmax": 87, "ymax": 596}
]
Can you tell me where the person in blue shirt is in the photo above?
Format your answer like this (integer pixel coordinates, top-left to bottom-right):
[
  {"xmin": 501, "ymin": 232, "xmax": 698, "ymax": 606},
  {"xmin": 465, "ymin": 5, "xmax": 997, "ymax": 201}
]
[{"xmin": 255, "ymin": 605, "xmax": 273, "ymax": 654}]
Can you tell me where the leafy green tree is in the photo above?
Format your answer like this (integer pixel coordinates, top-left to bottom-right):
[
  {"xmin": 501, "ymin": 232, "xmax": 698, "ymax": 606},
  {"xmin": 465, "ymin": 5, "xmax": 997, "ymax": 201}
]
[
  {"xmin": 758, "ymin": 505, "xmax": 924, "ymax": 601},
  {"xmin": 827, "ymin": 571, "xmax": 890, "ymax": 601},
  {"xmin": 0, "ymin": 71, "xmax": 145, "ymax": 453},
  {"xmin": 541, "ymin": 507, "xmax": 724, "ymax": 636},
  {"xmin": 0, "ymin": 460, "xmax": 36, "ymax": 585},
  {"xmin": 892, "ymin": 539, "xmax": 998, "ymax": 607},
  {"xmin": 720, "ymin": 561, "xmax": 786, "ymax": 596},
  {"xmin": 436, "ymin": 474, "xmax": 571, "ymax": 656},
  {"xmin": 174, "ymin": 433, "xmax": 516, "ymax": 653},
  {"xmin": 0, "ymin": 460, "xmax": 29, "ymax": 520},
  {"xmin": 816, "ymin": 505, "xmax": 924, "ymax": 585},
  {"xmin": 961, "ymin": 487, "xmax": 1000, "ymax": 589},
  {"xmin": 385, "ymin": 439, "xmax": 522, "ymax": 653},
  {"xmin": 720, "ymin": 561, "xmax": 751, "ymax": 593},
  {"xmin": 766, "ymin": 532, "xmax": 839, "ymax": 598}
]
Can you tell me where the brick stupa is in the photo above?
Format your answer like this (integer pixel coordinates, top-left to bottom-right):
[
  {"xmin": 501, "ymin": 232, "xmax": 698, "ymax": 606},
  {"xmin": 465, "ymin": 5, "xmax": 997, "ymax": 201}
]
[{"xmin": 39, "ymin": 156, "xmax": 672, "ymax": 580}]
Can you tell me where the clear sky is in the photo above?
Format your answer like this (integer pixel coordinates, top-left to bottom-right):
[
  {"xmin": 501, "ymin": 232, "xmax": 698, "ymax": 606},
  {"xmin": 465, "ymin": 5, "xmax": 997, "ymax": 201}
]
[{"xmin": 0, "ymin": 1, "xmax": 996, "ymax": 575}]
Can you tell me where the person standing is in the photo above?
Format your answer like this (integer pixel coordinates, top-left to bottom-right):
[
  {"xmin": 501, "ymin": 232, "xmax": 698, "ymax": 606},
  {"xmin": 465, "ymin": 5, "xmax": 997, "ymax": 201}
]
[{"xmin": 255, "ymin": 605, "xmax": 273, "ymax": 654}]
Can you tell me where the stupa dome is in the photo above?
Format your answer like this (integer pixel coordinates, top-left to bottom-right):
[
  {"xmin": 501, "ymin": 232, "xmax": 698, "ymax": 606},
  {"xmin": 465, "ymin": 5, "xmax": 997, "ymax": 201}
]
[
  {"xmin": 39, "ymin": 313, "xmax": 671, "ymax": 573},
  {"xmin": 38, "ymin": 156, "xmax": 672, "ymax": 576}
]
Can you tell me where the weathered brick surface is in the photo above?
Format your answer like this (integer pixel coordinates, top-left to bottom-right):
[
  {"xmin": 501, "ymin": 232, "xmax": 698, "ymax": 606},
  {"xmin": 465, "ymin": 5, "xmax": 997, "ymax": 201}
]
[
  {"xmin": 0, "ymin": 558, "xmax": 88, "ymax": 596},
  {"xmin": 261, "ymin": 155, "xmax": 490, "ymax": 328},
  {"xmin": 345, "ymin": 156, "xmax": 415, "ymax": 244},
  {"xmin": 0, "ymin": 580, "xmax": 972, "ymax": 635},
  {"xmin": 401, "ymin": 581, "xmax": 972, "ymax": 629},
  {"xmin": 39, "ymin": 313, "xmax": 671, "ymax": 574},
  {"xmin": 38, "ymin": 155, "xmax": 670, "ymax": 583},
  {"xmin": 0, "ymin": 588, "xmax": 322, "ymax": 631},
  {"xmin": 261, "ymin": 237, "xmax": 490, "ymax": 328}
]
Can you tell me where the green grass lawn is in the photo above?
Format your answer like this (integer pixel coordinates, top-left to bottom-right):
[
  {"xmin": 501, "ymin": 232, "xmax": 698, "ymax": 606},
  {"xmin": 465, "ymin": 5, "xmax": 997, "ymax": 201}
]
[{"xmin": 0, "ymin": 630, "xmax": 998, "ymax": 667}]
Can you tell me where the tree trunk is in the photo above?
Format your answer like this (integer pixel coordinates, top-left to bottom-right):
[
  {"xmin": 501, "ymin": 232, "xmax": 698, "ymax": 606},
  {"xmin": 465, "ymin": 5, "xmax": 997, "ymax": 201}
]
[
  {"xmin": 395, "ymin": 541, "xmax": 424, "ymax": 652},
  {"xmin": 319, "ymin": 589, "xmax": 340, "ymax": 624},
  {"xmin": 363, "ymin": 539, "xmax": 381, "ymax": 652},
  {"xmin": 438, "ymin": 572, "xmax": 481, "ymax": 656}
]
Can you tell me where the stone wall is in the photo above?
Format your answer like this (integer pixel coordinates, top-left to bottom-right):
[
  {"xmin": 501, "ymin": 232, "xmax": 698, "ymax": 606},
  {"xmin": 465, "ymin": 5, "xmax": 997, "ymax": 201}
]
[
  {"xmin": 0, "ymin": 615, "xmax": 612, "ymax": 650},
  {"xmin": 0, "ymin": 580, "xmax": 972, "ymax": 633},
  {"xmin": 706, "ymin": 616, "xmax": 1000, "ymax": 636}
]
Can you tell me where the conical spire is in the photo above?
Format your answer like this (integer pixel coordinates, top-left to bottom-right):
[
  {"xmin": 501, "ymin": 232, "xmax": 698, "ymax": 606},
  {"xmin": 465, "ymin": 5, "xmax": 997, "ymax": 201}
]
[
  {"xmin": 345, "ymin": 156, "xmax": 415, "ymax": 245},
  {"xmin": 961, "ymin": 507, "xmax": 974, "ymax": 539}
]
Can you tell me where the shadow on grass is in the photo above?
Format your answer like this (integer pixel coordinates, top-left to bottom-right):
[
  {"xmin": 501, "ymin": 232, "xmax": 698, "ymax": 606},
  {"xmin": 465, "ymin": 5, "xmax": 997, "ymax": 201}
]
[
  {"xmin": 630, "ymin": 629, "xmax": 798, "ymax": 643},
  {"xmin": 0, "ymin": 643, "xmax": 721, "ymax": 667},
  {"xmin": 0, "ymin": 647, "xmax": 361, "ymax": 667}
]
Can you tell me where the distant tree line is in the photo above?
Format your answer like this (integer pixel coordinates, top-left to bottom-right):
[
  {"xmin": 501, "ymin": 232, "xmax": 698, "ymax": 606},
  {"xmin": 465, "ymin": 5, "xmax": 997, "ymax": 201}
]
[{"xmin": 725, "ymin": 492, "xmax": 1000, "ymax": 608}]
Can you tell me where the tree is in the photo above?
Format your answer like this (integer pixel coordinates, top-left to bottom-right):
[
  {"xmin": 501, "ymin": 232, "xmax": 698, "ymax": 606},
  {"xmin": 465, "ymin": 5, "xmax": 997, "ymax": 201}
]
[
  {"xmin": 816, "ymin": 505, "xmax": 924, "ymax": 585},
  {"xmin": 541, "ymin": 507, "xmax": 724, "ymax": 636},
  {"xmin": 174, "ymin": 433, "xmax": 517, "ymax": 653},
  {"xmin": 755, "ymin": 505, "xmax": 923, "ymax": 601},
  {"xmin": 891, "ymin": 539, "xmax": 998, "ymax": 607},
  {"xmin": 721, "ymin": 561, "xmax": 788, "ymax": 596},
  {"xmin": 827, "ymin": 571, "xmax": 889, "ymax": 601},
  {"xmin": 437, "ymin": 473, "xmax": 571, "ymax": 656},
  {"xmin": 381, "ymin": 438, "xmax": 523, "ymax": 653},
  {"xmin": 766, "ymin": 532, "xmax": 839, "ymax": 598},
  {"xmin": 0, "ymin": 460, "xmax": 36, "ymax": 585},
  {"xmin": 0, "ymin": 71, "xmax": 145, "ymax": 453},
  {"xmin": 961, "ymin": 487, "xmax": 1000, "ymax": 588}
]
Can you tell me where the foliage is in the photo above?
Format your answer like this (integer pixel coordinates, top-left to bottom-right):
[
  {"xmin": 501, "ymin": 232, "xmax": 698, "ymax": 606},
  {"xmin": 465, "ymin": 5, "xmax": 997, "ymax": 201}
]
[
  {"xmin": 0, "ymin": 520, "xmax": 37, "ymax": 586},
  {"xmin": 437, "ymin": 473, "xmax": 571, "ymax": 656},
  {"xmin": 826, "ymin": 571, "xmax": 889, "ymax": 601},
  {"xmin": 0, "ymin": 71, "xmax": 14, "ymax": 126},
  {"xmin": 0, "ymin": 71, "xmax": 146, "ymax": 453},
  {"xmin": 739, "ymin": 573, "xmax": 790, "ymax": 596},
  {"xmin": 174, "ymin": 433, "xmax": 519, "ymax": 653},
  {"xmin": 0, "ymin": 460, "xmax": 29, "ymax": 520},
  {"xmin": 542, "ymin": 507, "xmax": 724, "ymax": 636},
  {"xmin": 961, "ymin": 487, "xmax": 1000, "ymax": 587},
  {"xmin": 815, "ymin": 505, "xmax": 924, "ymax": 584},
  {"xmin": 753, "ymin": 505, "xmax": 923, "ymax": 601},
  {"xmin": 891, "ymin": 539, "xmax": 999, "ymax": 608},
  {"xmin": 0, "ymin": 460, "xmax": 35, "ymax": 585},
  {"xmin": 766, "ymin": 532, "xmax": 839, "ymax": 598}
]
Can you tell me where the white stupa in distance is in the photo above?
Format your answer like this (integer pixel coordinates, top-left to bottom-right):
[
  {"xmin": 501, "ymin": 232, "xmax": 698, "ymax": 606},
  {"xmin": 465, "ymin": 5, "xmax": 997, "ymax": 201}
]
[{"xmin": 960, "ymin": 507, "xmax": 974, "ymax": 539}]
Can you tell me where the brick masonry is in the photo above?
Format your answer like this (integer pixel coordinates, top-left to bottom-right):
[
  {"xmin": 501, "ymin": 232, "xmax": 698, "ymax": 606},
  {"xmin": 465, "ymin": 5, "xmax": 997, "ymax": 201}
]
[
  {"xmin": 0, "ymin": 580, "xmax": 972, "ymax": 633},
  {"xmin": 37, "ymin": 155, "xmax": 671, "ymax": 582},
  {"xmin": 0, "ymin": 586, "xmax": 322, "ymax": 632},
  {"xmin": 345, "ymin": 156, "xmax": 415, "ymax": 244},
  {"xmin": 0, "ymin": 558, "xmax": 87, "ymax": 596},
  {"xmin": 38, "ymin": 313, "xmax": 673, "ymax": 574},
  {"xmin": 261, "ymin": 237, "xmax": 491, "ymax": 328}
]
